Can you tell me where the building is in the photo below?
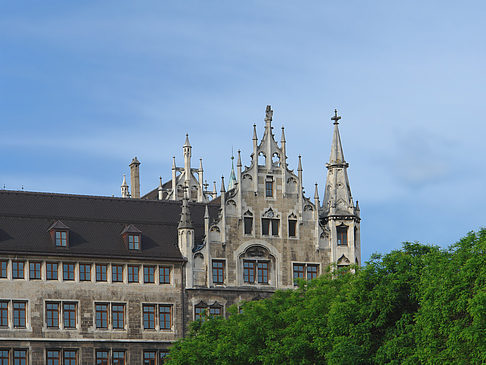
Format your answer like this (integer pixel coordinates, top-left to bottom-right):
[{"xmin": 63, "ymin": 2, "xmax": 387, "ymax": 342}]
[{"xmin": 0, "ymin": 106, "xmax": 360, "ymax": 364}]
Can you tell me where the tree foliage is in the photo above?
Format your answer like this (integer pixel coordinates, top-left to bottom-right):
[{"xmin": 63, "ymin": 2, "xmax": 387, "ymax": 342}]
[{"xmin": 167, "ymin": 229, "xmax": 486, "ymax": 364}]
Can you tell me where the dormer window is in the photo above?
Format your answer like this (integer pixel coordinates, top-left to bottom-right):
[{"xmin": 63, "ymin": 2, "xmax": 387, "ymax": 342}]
[
  {"xmin": 48, "ymin": 220, "xmax": 70, "ymax": 248},
  {"xmin": 121, "ymin": 224, "xmax": 142, "ymax": 251}
]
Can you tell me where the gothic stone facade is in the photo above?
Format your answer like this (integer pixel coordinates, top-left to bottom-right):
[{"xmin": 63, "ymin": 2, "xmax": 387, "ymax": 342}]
[{"xmin": 0, "ymin": 106, "xmax": 360, "ymax": 364}]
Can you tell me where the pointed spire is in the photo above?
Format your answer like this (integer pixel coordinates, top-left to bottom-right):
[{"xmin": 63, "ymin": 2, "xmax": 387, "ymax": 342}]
[
  {"xmin": 237, "ymin": 150, "xmax": 242, "ymax": 167},
  {"xmin": 281, "ymin": 126, "xmax": 286, "ymax": 142},
  {"xmin": 356, "ymin": 200, "xmax": 360, "ymax": 211},
  {"xmin": 220, "ymin": 176, "xmax": 226, "ymax": 193},
  {"xmin": 178, "ymin": 195, "xmax": 193, "ymax": 229},
  {"xmin": 329, "ymin": 109, "xmax": 346, "ymax": 165},
  {"xmin": 184, "ymin": 133, "xmax": 191, "ymax": 148},
  {"xmin": 204, "ymin": 204, "xmax": 209, "ymax": 219},
  {"xmin": 252, "ymin": 124, "xmax": 258, "ymax": 141},
  {"xmin": 314, "ymin": 183, "xmax": 319, "ymax": 200},
  {"xmin": 121, "ymin": 174, "xmax": 129, "ymax": 198},
  {"xmin": 228, "ymin": 152, "xmax": 237, "ymax": 190},
  {"xmin": 199, "ymin": 158, "xmax": 203, "ymax": 171},
  {"xmin": 158, "ymin": 177, "xmax": 164, "ymax": 200},
  {"xmin": 172, "ymin": 156, "xmax": 176, "ymax": 169},
  {"xmin": 298, "ymin": 155, "xmax": 303, "ymax": 171},
  {"xmin": 213, "ymin": 181, "xmax": 217, "ymax": 195},
  {"xmin": 121, "ymin": 174, "xmax": 128, "ymax": 187},
  {"xmin": 158, "ymin": 176, "xmax": 163, "ymax": 189}
]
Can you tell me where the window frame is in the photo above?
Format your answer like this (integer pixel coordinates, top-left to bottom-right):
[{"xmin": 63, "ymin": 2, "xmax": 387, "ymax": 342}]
[
  {"xmin": 63, "ymin": 263, "xmax": 75, "ymax": 281},
  {"xmin": 143, "ymin": 266, "xmax": 155, "ymax": 284},
  {"xmin": 159, "ymin": 266, "xmax": 170, "ymax": 284},
  {"xmin": 12, "ymin": 261, "xmax": 25, "ymax": 279},
  {"xmin": 55, "ymin": 230, "xmax": 68, "ymax": 247},
  {"xmin": 288, "ymin": 218, "xmax": 297, "ymax": 238},
  {"xmin": 47, "ymin": 349, "xmax": 61, "ymax": 365},
  {"xmin": 243, "ymin": 216, "xmax": 253, "ymax": 235},
  {"xmin": 0, "ymin": 260, "xmax": 7, "ymax": 279},
  {"xmin": 96, "ymin": 264, "xmax": 108, "ymax": 282},
  {"xmin": 112, "ymin": 264, "xmax": 123, "ymax": 283},
  {"xmin": 63, "ymin": 302, "xmax": 77, "ymax": 329},
  {"xmin": 128, "ymin": 265, "xmax": 139, "ymax": 283},
  {"xmin": 159, "ymin": 305, "xmax": 172, "ymax": 330},
  {"xmin": 13, "ymin": 301, "xmax": 27, "ymax": 328},
  {"xmin": 46, "ymin": 302, "xmax": 60, "ymax": 329},
  {"xmin": 142, "ymin": 304, "xmax": 156, "ymax": 330},
  {"xmin": 79, "ymin": 263, "xmax": 91, "ymax": 282},
  {"xmin": 265, "ymin": 176, "xmax": 274, "ymax": 197},
  {"xmin": 95, "ymin": 303, "xmax": 109, "ymax": 329},
  {"xmin": 128, "ymin": 233, "xmax": 141, "ymax": 250},
  {"xmin": 0, "ymin": 301, "xmax": 8, "ymax": 328},
  {"xmin": 95, "ymin": 350, "xmax": 109, "ymax": 365},
  {"xmin": 211, "ymin": 260, "xmax": 225, "ymax": 285},
  {"xmin": 337, "ymin": 225, "xmax": 348, "ymax": 246},
  {"xmin": 46, "ymin": 262, "xmax": 59, "ymax": 280},
  {"xmin": 13, "ymin": 350, "xmax": 27, "ymax": 365},
  {"xmin": 111, "ymin": 304, "xmax": 125, "ymax": 330}
]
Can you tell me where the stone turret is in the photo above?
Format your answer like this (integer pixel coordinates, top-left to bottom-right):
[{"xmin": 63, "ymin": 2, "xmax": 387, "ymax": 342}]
[
  {"xmin": 121, "ymin": 175, "xmax": 129, "ymax": 198},
  {"xmin": 178, "ymin": 193, "xmax": 195, "ymax": 288},
  {"xmin": 129, "ymin": 157, "xmax": 141, "ymax": 198}
]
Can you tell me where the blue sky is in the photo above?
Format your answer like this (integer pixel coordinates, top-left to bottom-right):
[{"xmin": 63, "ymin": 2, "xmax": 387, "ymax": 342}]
[{"xmin": 1, "ymin": 1, "xmax": 485, "ymax": 262}]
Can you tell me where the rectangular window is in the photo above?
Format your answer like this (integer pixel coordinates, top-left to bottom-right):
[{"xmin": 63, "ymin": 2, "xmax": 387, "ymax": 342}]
[
  {"xmin": 95, "ymin": 304, "xmax": 108, "ymax": 329},
  {"xmin": 0, "ymin": 261, "xmax": 7, "ymax": 278},
  {"xmin": 128, "ymin": 265, "xmax": 139, "ymax": 283},
  {"xmin": 288, "ymin": 219, "xmax": 297, "ymax": 237},
  {"xmin": 128, "ymin": 234, "xmax": 140, "ymax": 250},
  {"xmin": 194, "ymin": 305, "xmax": 206, "ymax": 321},
  {"xmin": 55, "ymin": 231, "xmax": 68, "ymax": 247},
  {"xmin": 307, "ymin": 264, "xmax": 319, "ymax": 280},
  {"xmin": 12, "ymin": 261, "xmax": 24, "ymax": 279},
  {"xmin": 30, "ymin": 262, "xmax": 41, "ymax": 280},
  {"xmin": 159, "ymin": 305, "xmax": 171, "ymax": 330},
  {"xmin": 144, "ymin": 266, "xmax": 155, "ymax": 283},
  {"xmin": 47, "ymin": 350, "xmax": 60, "ymax": 365},
  {"xmin": 13, "ymin": 301, "xmax": 26, "ymax": 328},
  {"xmin": 143, "ymin": 351, "xmax": 156, "ymax": 365},
  {"xmin": 143, "ymin": 304, "xmax": 155, "ymax": 329},
  {"xmin": 63, "ymin": 303, "xmax": 76, "ymax": 329},
  {"xmin": 244, "ymin": 217, "xmax": 253, "ymax": 235},
  {"xmin": 46, "ymin": 262, "xmax": 58, "ymax": 280},
  {"xmin": 271, "ymin": 219, "xmax": 279, "ymax": 236},
  {"xmin": 63, "ymin": 263, "xmax": 75, "ymax": 281},
  {"xmin": 337, "ymin": 225, "xmax": 348, "ymax": 246},
  {"xmin": 95, "ymin": 350, "xmax": 108, "ymax": 365},
  {"xmin": 258, "ymin": 262, "xmax": 269, "ymax": 284},
  {"xmin": 13, "ymin": 350, "xmax": 27, "ymax": 365},
  {"xmin": 79, "ymin": 264, "xmax": 91, "ymax": 281},
  {"xmin": 209, "ymin": 306, "xmax": 222, "ymax": 317},
  {"xmin": 0, "ymin": 301, "xmax": 8, "ymax": 327},
  {"xmin": 159, "ymin": 351, "xmax": 170, "ymax": 363},
  {"xmin": 46, "ymin": 302, "xmax": 60, "ymax": 328},
  {"xmin": 293, "ymin": 264, "xmax": 305, "ymax": 284},
  {"xmin": 243, "ymin": 261, "xmax": 256, "ymax": 283},
  {"xmin": 112, "ymin": 265, "xmax": 123, "ymax": 282},
  {"xmin": 212, "ymin": 261, "xmax": 224, "ymax": 284},
  {"xmin": 265, "ymin": 179, "xmax": 273, "ymax": 197},
  {"xmin": 96, "ymin": 264, "xmax": 107, "ymax": 282},
  {"xmin": 63, "ymin": 350, "xmax": 77, "ymax": 365},
  {"xmin": 261, "ymin": 218, "xmax": 270, "ymax": 236},
  {"xmin": 159, "ymin": 266, "xmax": 170, "ymax": 284},
  {"xmin": 113, "ymin": 351, "xmax": 125, "ymax": 365},
  {"xmin": 0, "ymin": 350, "xmax": 8, "ymax": 365},
  {"xmin": 112, "ymin": 304, "xmax": 125, "ymax": 329}
]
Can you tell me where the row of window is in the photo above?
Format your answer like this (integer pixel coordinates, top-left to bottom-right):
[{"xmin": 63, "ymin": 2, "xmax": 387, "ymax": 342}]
[
  {"xmin": 0, "ymin": 300, "xmax": 174, "ymax": 331},
  {"xmin": 0, "ymin": 348, "xmax": 169, "ymax": 365},
  {"xmin": 243, "ymin": 216, "xmax": 297, "ymax": 237},
  {"xmin": 0, "ymin": 260, "xmax": 171, "ymax": 284}
]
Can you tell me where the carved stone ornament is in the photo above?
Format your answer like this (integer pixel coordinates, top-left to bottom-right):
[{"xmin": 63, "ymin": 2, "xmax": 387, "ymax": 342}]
[
  {"xmin": 244, "ymin": 245, "xmax": 269, "ymax": 258},
  {"xmin": 243, "ymin": 174, "xmax": 252, "ymax": 181}
]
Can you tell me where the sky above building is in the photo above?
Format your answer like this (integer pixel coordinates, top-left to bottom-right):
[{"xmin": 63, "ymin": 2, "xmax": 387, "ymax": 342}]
[{"xmin": 1, "ymin": 1, "xmax": 485, "ymax": 262}]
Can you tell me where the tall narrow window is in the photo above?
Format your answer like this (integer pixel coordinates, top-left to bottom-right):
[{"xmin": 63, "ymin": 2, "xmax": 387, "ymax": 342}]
[
  {"xmin": 288, "ymin": 218, "xmax": 297, "ymax": 237},
  {"xmin": 63, "ymin": 302, "xmax": 76, "ymax": 329},
  {"xmin": 95, "ymin": 304, "xmax": 108, "ymax": 329},
  {"xmin": 293, "ymin": 264, "xmax": 305, "ymax": 284},
  {"xmin": 244, "ymin": 216, "xmax": 253, "ymax": 235},
  {"xmin": 47, "ymin": 350, "xmax": 60, "ymax": 365},
  {"xmin": 55, "ymin": 231, "xmax": 68, "ymax": 247},
  {"xmin": 46, "ymin": 262, "xmax": 58, "ymax": 280},
  {"xmin": 143, "ymin": 351, "xmax": 156, "ymax": 365},
  {"xmin": 265, "ymin": 176, "xmax": 274, "ymax": 197},
  {"xmin": 307, "ymin": 264, "xmax": 319, "ymax": 280},
  {"xmin": 63, "ymin": 350, "xmax": 77, "ymax": 365},
  {"xmin": 0, "ymin": 261, "xmax": 7, "ymax": 278},
  {"xmin": 143, "ymin": 304, "xmax": 155, "ymax": 329},
  {"xmin": 46, "ymin": 302, "xmax": 59, "ymax": 328},
  {"xmin": 13, "ymin": 301, "xmax": 26, "ymax": 328},
  {"xmin": 128, "ymin": 234, "xmax": 140, "ymax": 250},
  {"xmin": 0, "ymin": 350, "xmax": 8, "ymax": 364},
  {"xmin": 112, "ymin": 304, "xmax": 125, "ymax": 329},
  {"xmin": 212, "ymin": 261, "xmax": 224, "ymax": 284},
  {"xmin": 271, "ymin": 219, "xmax": 279, "ymax": 236},
  {"xmin": 337, "ymin": 225, "xmax": 348, "ymax": 246},
  {"xmin": 30, "ymin": 262, "xmax": 41, "ymax": 280},
  {"xmin": 13, "ymin": 350, "xmax": 27, "ymax": 365},
  {"xmin": 0, "ymin": 301, "xmax": 8, "ymax": 327},
  {"xmin": 113, "ymin": 351, "xmax": 125, "ymax": 365},
  {"xmin": 96, "ymin": 264, "xmax": 107, "ymax": 282},
  {"xmin": 95, "ymin": 350, "xmax": 109, "ymax": 365},
  {"xmin": 12, "ymin": 261, "xmax": 24, "ymax": 279},
  {"xmin": 128, "ymin": 265, "xmax": 139, "ymax": 283},
  {"xmin": 257, "ymin": 262, "xmax": 269, "ymax": 284},
  {"xmin": 144, "ymin": 266, "xmax": 155, "ymax": 283},
  {"xmin": 159, "ymin": 266, "xmax": 170, "ymax": 284},
  {"xmin": 63, "ymin": 263, "xmax": 75, "ymax": 281},
  {"xmin": 194, "ymin": 305, "xmax": 206, "ymax": 321},
  {"xmin": 79, "ymin": 264, "xmax": 91, "ymax": 281},
  {"xmin": 243, "ymin": 261, "xmax": 256, "ymax": 283},
  {"xmin": 112, "ymin": 265, "xmax": 123, "ymax": 282},
  {"xmin": 159, "ymin": 305, "xmax": 171, "ymax": 330},
  {"xmin": 261, "ymin": 218, "xmax": 270, "ymax": 236}
]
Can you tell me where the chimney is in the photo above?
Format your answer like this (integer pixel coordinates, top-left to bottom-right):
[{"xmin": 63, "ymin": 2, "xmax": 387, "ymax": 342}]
[{"xmin": 129, "ymin": 157, "xmax": 141, "ymax": 199}]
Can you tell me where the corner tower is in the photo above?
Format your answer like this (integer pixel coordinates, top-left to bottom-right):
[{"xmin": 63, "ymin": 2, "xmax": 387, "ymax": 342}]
[{"xmin": 321, "ymin": 110, "xmax": 361, "ymax": 267}]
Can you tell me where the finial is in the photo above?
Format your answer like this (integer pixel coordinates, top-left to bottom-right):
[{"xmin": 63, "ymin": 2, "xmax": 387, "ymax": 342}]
[
  {"xmin": 213, "ymin": 181, "xmax": 217, "ymax": 194},
  {"xmin": 130, "ymin": 156, "xmax": 140, "ymax": 166},
  {"xmin": 158, "ymin": 176, "xmax": 163, "ymax": 189},
  {"xmin": 281, "ymin": 126, "xmax": 286, "ymax": 142},
  {"xmin": 172, "ymin": 156, "xmax": 176, "ymax": 168},
  {"xmin": 199, "ymin": 158, "xmax": 203, "ymax": 170},
  {"xmin": 121, "ymin": 174, "xmax": 128, "ymax": 186},
  {"xmin": 231, "ymin": 146, "xmax": 234, "ymax": 161},
  {"xmin": 331, "ymin": 109, "xmax": 341, "ymax": 125},
  {"xmin": 220, "ymin": 176, "xmax": 226, "ymax": 193},
  {"xmin": 265, "ymin": 105, "xmax": 273, "ymax": 122},
  {"xmin": 204, "ymin": 204, "xmax": 209, "ymax": 219},
  {"xmin": 184, "ymin": 133, "xmax": 191, "ymax": 147},
  {"xmin": 253, "ymin": 124, "xmax": 258, "ymax": 140},
  {"xmin": 314, "ymin": 183, "xmax": 319, "ymax": 200},
  {"xmin": 237, "ymin": 150, "xmax": 242, "ymax": 167},
  {"xmin": 298, "ymin": 155, "xmax": 303, "ymax": 171}
]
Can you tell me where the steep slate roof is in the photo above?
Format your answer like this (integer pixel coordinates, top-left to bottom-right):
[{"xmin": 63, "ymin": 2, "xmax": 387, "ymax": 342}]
[{"xmin": 0, "ymin": 190, "xmax": 219, "ymax": 261}]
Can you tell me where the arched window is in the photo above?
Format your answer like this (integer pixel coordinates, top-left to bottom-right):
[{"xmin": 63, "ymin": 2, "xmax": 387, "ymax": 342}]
[
  {"xmin": 243, "ymin": 210, "xmax": 253, "ymax": 235},
  {"xmin": 240, "ymin": 245, "xmax": 275, "ymax": 286}
]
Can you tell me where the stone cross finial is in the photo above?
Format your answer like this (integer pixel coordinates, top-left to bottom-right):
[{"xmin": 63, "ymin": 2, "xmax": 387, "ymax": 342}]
[
  {"xmin": 265, "ymin": 105, "xmax": 273, "ymax": 121},
  {"xmin": 331, "ymin": 109, "xmax": 341, "ymax": 125}
]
